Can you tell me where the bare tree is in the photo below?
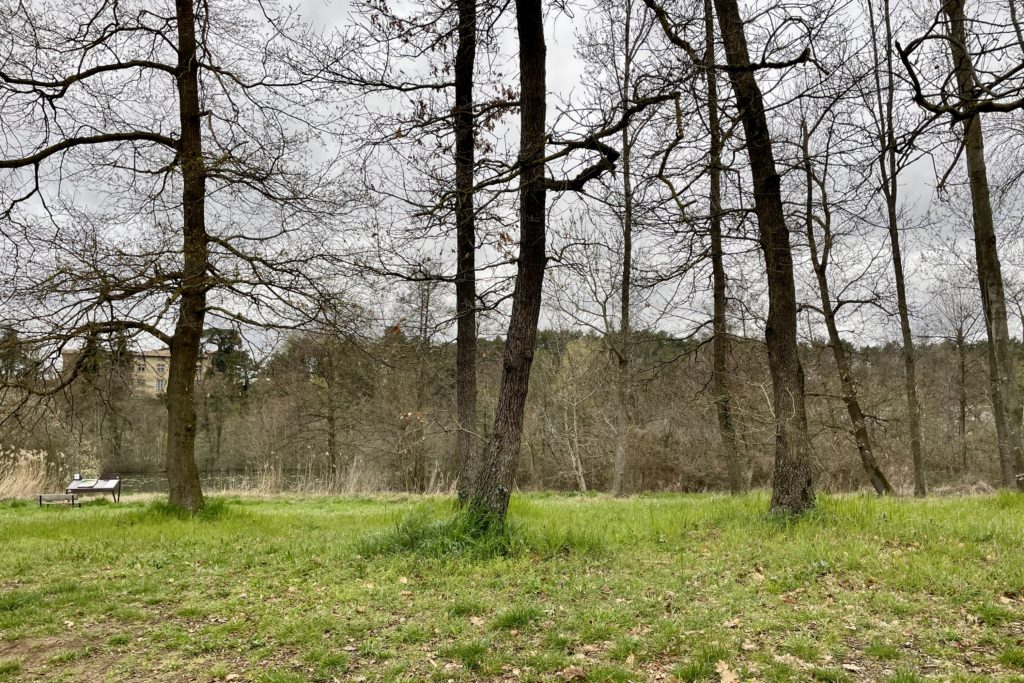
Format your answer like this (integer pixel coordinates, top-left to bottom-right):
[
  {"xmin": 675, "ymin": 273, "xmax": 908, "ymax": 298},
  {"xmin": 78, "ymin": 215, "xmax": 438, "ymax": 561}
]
[
  {"xmin": 568, "ymin": 0, "xmax": 665, "ymax": 496},
  {"xmin": 641, "ymin": 0, "xmax": 815, "ymax": 512},
  {"xmin": 467, "ymin": 0, "xmax": 667, "ymax": 521},
  {"xmin": 454, "ymin": 0, "xmax": 481, "ymax": 503},
  {"xmin": 864, "ymin": 0, "xmax": 927, "ymax": 495},
  {"xmin": 468, "ymin": 0, "xmax": 549, "ymax": 521},
  {"xmin": 798, "ymin": 115, "xmax": 893, "ymax": 494},
  {"xmin": 0, "ymin": 0, "xmax": 348, "ymax": 510},
  {"xmin": 703, "ymin": 0, "xmax": 744, "ymax": 493},
  {"xmin": 711, "ymin": 0, "xmax": 815, "ymax": 513},
  {"xmin": 930, "ymin": 274, "xmax": 982, "ymax": 471},
  {"xmin": 899, "ymin": 0, "xmax": 1024, "ymax": 489},
  {"xmin": 321, "ymin": 0, "xmax": 519, "ymax": 503},
  {"xmin": 609, "ymin": 0, "xmax": 642, "ymax": 497}
]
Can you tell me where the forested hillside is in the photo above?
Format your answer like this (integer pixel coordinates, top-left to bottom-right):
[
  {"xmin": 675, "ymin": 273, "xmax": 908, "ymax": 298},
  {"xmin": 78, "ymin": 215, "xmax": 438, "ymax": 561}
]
[{"xmin": 4, "ymin": 329, "xmax": 1013, "ymax": 496}]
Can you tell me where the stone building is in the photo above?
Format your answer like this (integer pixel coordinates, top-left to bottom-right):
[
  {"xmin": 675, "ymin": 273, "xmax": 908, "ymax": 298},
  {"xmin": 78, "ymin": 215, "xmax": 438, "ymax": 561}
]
[
  {"xmin": 61, "ymin": 347, "xmax": 211, "ymax": 398},
  {"xmin": 131, "ymin": 348, "xmax": 173, "ymax": 398}
]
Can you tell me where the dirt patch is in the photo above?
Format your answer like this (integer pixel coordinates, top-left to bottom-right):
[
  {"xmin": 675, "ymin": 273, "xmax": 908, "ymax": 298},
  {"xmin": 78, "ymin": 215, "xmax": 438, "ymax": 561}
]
[{"xmin": 1, "ymin": 622, "xmax": 129, "ymax": 681}]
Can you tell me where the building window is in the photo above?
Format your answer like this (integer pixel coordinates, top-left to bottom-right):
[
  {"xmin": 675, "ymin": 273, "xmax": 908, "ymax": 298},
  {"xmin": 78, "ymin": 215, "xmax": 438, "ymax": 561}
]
[
  {"xmin": 156, "ymin": 363, "xmax": 166, "ymax": 375},
  {"xmin": 156, "ymin": 379, "xmax": 166, "ymax": 393}
]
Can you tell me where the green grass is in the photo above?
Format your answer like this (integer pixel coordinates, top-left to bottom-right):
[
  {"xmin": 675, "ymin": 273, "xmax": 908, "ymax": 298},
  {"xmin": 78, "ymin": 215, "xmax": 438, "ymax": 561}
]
[
  {"xmin": 673, "ymin": 644, "xmax": 731, "ymax": 680},
  {"xmin": 0, "ymin": 660, "xmax": 22, "ymax": 681},
  {"xmin": 2, "ymin": 492, "xmax": 1024, "ymax": 681}
]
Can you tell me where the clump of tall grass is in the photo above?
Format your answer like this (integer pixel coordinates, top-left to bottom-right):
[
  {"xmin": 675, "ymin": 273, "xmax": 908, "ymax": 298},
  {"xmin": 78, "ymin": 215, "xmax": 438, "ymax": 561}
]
[
  {"xmin": 357, "ymin": 505, "xmax": 605, "ymax": 560},
  {"xmin": 251, "ymin": 462, "xmax": 283, "ymax": 495},
  {"xmin": 0, "ymin": 447, "xmax": 76, "ymax": 499},
  {"xmin": 139, "ymin": 497, "xmax": 235, "ymax": 521},
  {"xmin": 357, "ymin": 507, "xmax": 523, "ymax": 559},
  {"xmin": 0, "ymin": 443, "xmax": 103, "ymax": 500},
  {"xmin": 0, "ymin": 448, "xmax": 51, "ymax": 499}
]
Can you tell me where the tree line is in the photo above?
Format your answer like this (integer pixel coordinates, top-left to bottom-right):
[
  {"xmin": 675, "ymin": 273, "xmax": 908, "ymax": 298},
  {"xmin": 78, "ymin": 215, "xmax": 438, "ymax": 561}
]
[{"xmin": 0, "ymin": 324, "xmax": 1014, "ymax": 496}]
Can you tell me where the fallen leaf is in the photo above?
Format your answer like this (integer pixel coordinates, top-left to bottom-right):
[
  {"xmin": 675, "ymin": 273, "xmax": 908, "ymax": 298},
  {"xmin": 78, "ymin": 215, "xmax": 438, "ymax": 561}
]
[
  {"xmin": 561, "ymin": 665, "xmax": 587, "ymax": 681},
  {"xmin": 716, "ymin": 660, "xmax": 739, "ymax": 683},
  {"xmin": 773, "ymin": 653, "xmax": 808, "ymax": 668}
]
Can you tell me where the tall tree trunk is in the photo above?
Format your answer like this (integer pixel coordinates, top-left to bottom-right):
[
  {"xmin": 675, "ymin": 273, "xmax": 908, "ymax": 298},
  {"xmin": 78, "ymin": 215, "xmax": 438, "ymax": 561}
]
[
  {"xmin": 413, "ymin": 328, "xmax": 429, "ymax": 494},
  {"xmin": 705, "ymin": 0, "xmax": 743, "ymax": 494},
  {"xmin": 567, "ymin": 400, "xmax": 588, "ymax": 492},
  {"xmin": 213, "ymin": 403, "xmax": 223, "ymax": 464},
  {"xmin": 801, "ymin": 122, "xmax": 892, "ymax": 495},
  {"xmin": 611, "ymin": 358, "xmax": 629, "ymax": 495},
  {"xmin": 528, "ymin": 441, "xmax": 541, "ymax": 489},
  {"xmin": 987, "ymin": 338, "xmax": 1015, "ymax": 484},
  {"xmin": 470, "ymin": 0, "xmax": 546, "ymax": 522},
  {"xmin": 326, "ymin": 395, "xmax": 339, "ymax": 487},
  {"xmin": 867, "ymin": 0, "xmax": 926, "ymax": 495},
  {"xmin": 957, "ymin": 328, "xmax": 969, "ymax": 471},
  {"xmin": 454, "ymin": 0, "xmax": 480, "ymax": 504},
  {"xmin": 106, "ymin": 421, "xmax": 123, "ymax": 473},
  {"xmin": 712, "ymin": 0, "xmax": 814, "ymax": 514},
  {"xmin": 944, "ymin": 0, "xmax": 1024, "ymax": 490},
  {"xmin": 166, "ymin": 0, "xmax": 208, "ymax": 511},
  {"xmin": 610, "ymin": 0, "xmax": 634, "ymax": 498}
]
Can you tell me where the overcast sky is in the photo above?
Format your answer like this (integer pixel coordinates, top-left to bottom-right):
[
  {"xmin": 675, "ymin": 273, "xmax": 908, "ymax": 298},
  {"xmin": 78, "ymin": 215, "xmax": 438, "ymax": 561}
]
[{"xmin": 286, "ymin": 0, "xmax": 1008, "ymax": 349}]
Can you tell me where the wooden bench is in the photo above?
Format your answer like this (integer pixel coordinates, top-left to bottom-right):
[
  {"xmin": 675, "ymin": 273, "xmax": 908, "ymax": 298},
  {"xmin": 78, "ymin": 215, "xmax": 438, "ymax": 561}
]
[{"xmin": 38, "ymin": 494, "xmax": 81, "ymax": 508}]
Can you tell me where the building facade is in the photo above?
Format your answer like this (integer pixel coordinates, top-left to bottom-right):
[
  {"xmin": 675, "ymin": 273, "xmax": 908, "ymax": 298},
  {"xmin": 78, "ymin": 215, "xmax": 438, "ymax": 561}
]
[
  {"xmin": 132, "ymin": 348, "xmax": 172, "ymax": 398},
  {"xmin": 62, "ymin": 347, "xmax": 210, "ymax": 398}
]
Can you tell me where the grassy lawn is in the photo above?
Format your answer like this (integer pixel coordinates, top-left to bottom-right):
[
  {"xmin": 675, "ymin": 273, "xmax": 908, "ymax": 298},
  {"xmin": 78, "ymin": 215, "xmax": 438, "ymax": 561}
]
[{"xmin": 2, "ymin": 493, "xmax": 1024, "ymax": 682}]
